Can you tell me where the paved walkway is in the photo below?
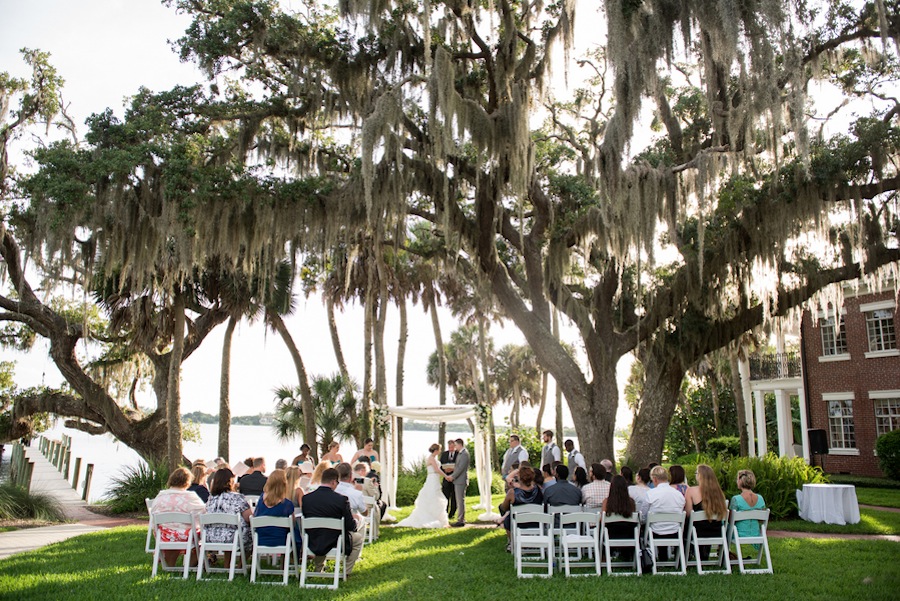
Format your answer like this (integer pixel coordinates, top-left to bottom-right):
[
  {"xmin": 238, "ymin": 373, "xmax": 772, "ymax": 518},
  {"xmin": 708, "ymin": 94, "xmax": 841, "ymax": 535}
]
[{"xmin": 0, "ymin": 445, "xmax": 144, "ymax": 560}]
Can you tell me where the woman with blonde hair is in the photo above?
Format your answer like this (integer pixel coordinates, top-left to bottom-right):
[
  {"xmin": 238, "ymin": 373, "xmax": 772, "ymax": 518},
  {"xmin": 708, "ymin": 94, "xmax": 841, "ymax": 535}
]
[
  {"xmin": 322, "ymin": 441, "xmax": 343, "ymax": 465},
  {"xmin": 253, "ymin": 469, "xmax": 297, "ymax": 547},
  {"xmin": 307, "ymin": 460, "xmax": 330, "ymax": 492},
  {"xmin": 284, "ymin": 465, "xmax": 305, "ymax": 509},
  {"xmin": 730, "ymin": 469, "xmax": 766, "ymax": 538},
  {"xmin": 684, "ymin": 464, "xmax": 728, "ymax": 560},
  {"xmin": 188, "ymin": 463, "xmax": 210, "ymax": 502}
]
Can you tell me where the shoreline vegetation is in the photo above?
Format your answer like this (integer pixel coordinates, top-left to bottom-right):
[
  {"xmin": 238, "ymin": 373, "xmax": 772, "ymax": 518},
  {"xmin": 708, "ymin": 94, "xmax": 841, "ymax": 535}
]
[{"xmin": 180, "ymin": 412, "xmax": 580, "ymax": 435}]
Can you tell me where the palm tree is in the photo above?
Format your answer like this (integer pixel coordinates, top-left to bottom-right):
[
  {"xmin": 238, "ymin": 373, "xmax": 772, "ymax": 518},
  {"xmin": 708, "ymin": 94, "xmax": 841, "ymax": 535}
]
[
  {"xmin": 273, "ymin": 373, "xmax": 361, "ymax": 455},
  {"xmin": 494, "ymin": 344, "xmax": 542, "ymax": 429}
]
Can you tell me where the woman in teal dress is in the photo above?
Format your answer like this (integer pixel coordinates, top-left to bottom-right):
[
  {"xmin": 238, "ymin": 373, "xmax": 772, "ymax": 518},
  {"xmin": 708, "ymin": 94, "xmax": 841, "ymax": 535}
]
[{"xmin": 730, "ymin": 469, "xmax": 766, "ymax": 538}]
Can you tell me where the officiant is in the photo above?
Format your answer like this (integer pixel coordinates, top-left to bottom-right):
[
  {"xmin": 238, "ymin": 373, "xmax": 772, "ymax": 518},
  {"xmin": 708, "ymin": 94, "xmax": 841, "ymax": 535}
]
[{"xmin": 439, "ymin": 440, "xmax": 458, "ymax": 520}]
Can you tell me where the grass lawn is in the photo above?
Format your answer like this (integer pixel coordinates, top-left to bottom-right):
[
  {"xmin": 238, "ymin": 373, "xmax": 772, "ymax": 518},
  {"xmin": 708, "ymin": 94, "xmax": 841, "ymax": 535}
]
[
  {"xmin": 772, "ymin": 506, "xmax": 900, "ymax": 536},
  {"xmin": 1, "ymin": 519, "xmax": 899, "ymax": 600},
  {"xmin": 855, "ymin": 487, "xmax": 900, "ymax": 509}
]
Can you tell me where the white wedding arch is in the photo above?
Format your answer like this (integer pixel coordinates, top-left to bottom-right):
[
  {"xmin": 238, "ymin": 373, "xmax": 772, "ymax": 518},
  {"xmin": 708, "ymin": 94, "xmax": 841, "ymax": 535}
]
[{"xmin": 377, "ymin": 405, "xmax": 499, "ymax": 522}]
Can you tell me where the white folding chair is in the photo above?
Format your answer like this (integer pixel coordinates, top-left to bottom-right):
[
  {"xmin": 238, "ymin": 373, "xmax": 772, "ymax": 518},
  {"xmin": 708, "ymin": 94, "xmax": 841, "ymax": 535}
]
[
  {"xmin": 362, "ymin": 495, "xmax": 379, "ymax": 544},
  {"xmin": 244, "ymin": 495, "xmax": 259, "ymax": 512},
  {"xmin": 548, "ymin": 504, "xmax": 584, "ymax": 567},
  {"xmin": 509, "ymin": 503, "xmax": 544, "ymax": 554},
  {"xmin": 686, "ymin": 510, "xmax": 731, "ymax": 575},
  {"xmin": 644, "ymin": 511, "xmax": 686, "ymax": 575},
  {"xmin": 250, "ymin": 516, "xmax": 298, "ymax": 585},
  {"xmin": 601, "ymin": 513, "xmax": 642, "ymax": 575},
  {"xmin": 144, "ymin": 498, "xmax": 155, "ymax": 554},
  {"xmin": 299, "ymin": 517, "xmax": 347, "ymax": 590},
  {"xmin": 197, "ymin": 513, "xmax": 248, "ymax": 581},
  {"xmin": 514, "ymin": 512, "xmax": 554, "ymax": 578},
  {"xmin": 728, "ymin": 509, "xmax": 773, "ymax": 574},
  {"xmin": 151, "ymin": 512, "xmax": 199, "ymax": 579},
  {"xmin": 559, "ymin": 512, "xmax": 601, "ymax": 577}
]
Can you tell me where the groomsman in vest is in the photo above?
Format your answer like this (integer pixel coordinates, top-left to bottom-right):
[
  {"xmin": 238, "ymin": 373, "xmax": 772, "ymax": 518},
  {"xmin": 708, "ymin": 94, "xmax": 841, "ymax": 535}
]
[
  {"xmin": 440, "ymin": 440, "xmax": 458, "ymax": 520},
  {"xmin": 564, "ymin": 439, "xmax": 586, "ymax": 480},
  {"xmin": 541, "ymin": 430, "xmax": 561, "ymax": 470},
  {"xmin": 501, "ymin": 434, "xmax": 529, "ymax": 482}
]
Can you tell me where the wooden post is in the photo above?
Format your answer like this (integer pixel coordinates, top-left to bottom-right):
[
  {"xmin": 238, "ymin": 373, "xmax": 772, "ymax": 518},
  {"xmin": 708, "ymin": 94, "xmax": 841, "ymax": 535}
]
[
  {"xmin": 82, "ymin": 464, "xmax": 94, "ymax": 501},
  {"xmin": 23, "ymin": 461, "xmax": 34, "ymax": 492},
  {"xmin": 63, "ymin": 449, "xmax": 72, "ymax": 480},
  {"xmin": 72, "ymin": 457, "xmax": 82, "ymax": 490}
]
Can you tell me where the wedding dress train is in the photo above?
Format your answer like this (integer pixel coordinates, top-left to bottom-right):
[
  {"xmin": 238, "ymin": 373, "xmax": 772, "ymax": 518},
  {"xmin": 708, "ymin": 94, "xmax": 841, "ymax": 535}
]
[{"xmin": 397, "ymin": 464, "xmax": 450, "ymax": 528}]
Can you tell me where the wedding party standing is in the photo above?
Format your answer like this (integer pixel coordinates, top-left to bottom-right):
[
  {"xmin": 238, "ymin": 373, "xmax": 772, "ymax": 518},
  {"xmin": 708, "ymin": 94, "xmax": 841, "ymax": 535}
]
[
  {"xmin": 397, "ymin": 444, "xmax": 450, "ymax": 528},
  {"xmin": 439, "ymin": 440, "xmax": 458, "ymax": 520},
  {"xmin": 445, "ymin": 438, "xmax": 469, "ymax": 527}
]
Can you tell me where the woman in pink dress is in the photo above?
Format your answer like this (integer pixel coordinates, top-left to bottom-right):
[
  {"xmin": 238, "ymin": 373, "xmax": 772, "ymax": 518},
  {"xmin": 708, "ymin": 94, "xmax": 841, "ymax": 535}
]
[{"xmin": 152, "ymin": 467, "xmax": 207, "ymax": 568}]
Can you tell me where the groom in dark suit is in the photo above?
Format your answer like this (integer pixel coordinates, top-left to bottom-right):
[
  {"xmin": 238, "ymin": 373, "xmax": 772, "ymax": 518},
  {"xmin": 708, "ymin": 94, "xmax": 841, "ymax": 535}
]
[
  {"xmin": 439, "ymin": 440, "xmax": 458, "ymax": 520},
  {"xmin": 301, "ymin": 467, "xmax": 365, "ymax": 575},
  {"xmin": 445, "ymin": 438, "xmax": 469, "ymax": 526}
]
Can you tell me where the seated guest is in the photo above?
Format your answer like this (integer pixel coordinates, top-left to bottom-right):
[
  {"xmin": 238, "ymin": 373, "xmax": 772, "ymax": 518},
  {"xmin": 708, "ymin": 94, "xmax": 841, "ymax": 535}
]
[
  {"xmin": 581, "ymin": 463, "xmax": 610, "ymax": 509},
  {"xmin": 669, "ymin": 464, "xmax": 688, "ymax": 495},
  {"xmin": 204, "ymin": 468, "xmax": 252, "ymax": 560},
  {"xmin": 351, "ymin": 438, "xmax": 380, "ymax": 464},
  {"xmin": 253, "ymin": 469, "xmax": 297, "ymax": 547},
  {"xmin": 354, "ymin": 462, "xmax": 386, "ymax": 518},
  {"xmin": 499, "ymin": 465, "xmax": 543, "ymax": 551},
  {"xmin": 152, "ymin": 467, "xmax": 206, "ymax": 568},
  {"xmin": 600, "ymin": 459, "xmax": 615, "ymax": 481},
  {"xmin": 188, "ymin": 463, "xmax": 210, "ymax": 503},
  {"xmin": 573, "ymin": 466, "xmax": 589, "ymax": 489},
  {"xmin": 602, "ymin": 475, "xmax": 638, "ymax": 561},
  {"xmin": 285, "ymin": 465, "xmax": 305, "ymax": 509},
  {"xmin": 684, "ymin": 464, "xmax": 728, "ymax": 560},
  {"xmin": 629, "ymin": 467, "xmax": 652, "ymax": 522},
  {"xmin": 335, "ymin": 462, "xmax": 368, "ymax": 522},
  {"xmin": 730, "ymin": 469, "xmax": 766, "ymax": 540},
  {"xmin": 238, "ymin": 457, "xmax": 267, "ymax": 496},
  {"xmin": 646, "ymin": 465, "xmax": 685, "ymax": 560},
  {"xmin": 543, "ymin": 464, "xmax": 582, "ymax": 507},
  {"xmin": 540, "ymin": 464, "xmax": 556, "ymax": 491},
  {"xmin": 301, "ymin": 467, "xmax": 365, "ymax": 575},
  {"xmin": 307, "ymin": 460, "xmax": 330, "ymax": 492},
  {"xmin": 275, "ymin": 458, "xmax": 288, "ymax": 470}
]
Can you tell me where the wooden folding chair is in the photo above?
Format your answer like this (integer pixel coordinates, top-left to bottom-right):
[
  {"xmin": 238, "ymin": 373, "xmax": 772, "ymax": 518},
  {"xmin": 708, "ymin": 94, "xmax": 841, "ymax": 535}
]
[
  {"xmin": 299, "ymin": 517, "xmax": 347, "ymax": 590},
  {"xmin": 197, "ymin": 513, "xmax": 248, "ymax": 581},
  {"xmin": 250, "ymin": 516, "xmax": 298, "ymax": 585},
  {"xmin": 151, "ymin": 512, "xmax": 199, "ymax": 579},
  {"xmin": 728, "ymin": 509, "xmax": 773, "ymax": 574},
  {"xmin": 686, "ymin": 510, "xmax": 731, "ymax": 575},
  {"xmin": 643, "ymin": 511, "xmax": 686, "ymax": 575}
]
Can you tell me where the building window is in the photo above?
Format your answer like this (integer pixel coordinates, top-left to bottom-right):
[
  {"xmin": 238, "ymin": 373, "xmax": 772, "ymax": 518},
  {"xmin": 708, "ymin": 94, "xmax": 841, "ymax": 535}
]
[
  {"xmin": 819, "ymin": 315, "xmax": 847, "ymax": 356},
  {"xmin": 828, "ymin": 399, "xmax": 856, "ymax": 449},
  {"xmin": 866, "ymin": 309, "xmax": 896, "ymax": 352},
  {"xmin": 875, "ymin": 398, "xmax": 900, "ymax": 436}
]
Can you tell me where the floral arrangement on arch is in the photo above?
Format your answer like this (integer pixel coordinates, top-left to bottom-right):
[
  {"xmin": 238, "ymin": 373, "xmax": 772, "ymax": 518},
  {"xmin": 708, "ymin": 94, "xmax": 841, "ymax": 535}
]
[
  {"xmin": 373, "ymin": 404, "xmax": 391, "ymax": 435},
  {"xmin": 474, "ymin": 403, "xmax": 491, "ymax": 430}
]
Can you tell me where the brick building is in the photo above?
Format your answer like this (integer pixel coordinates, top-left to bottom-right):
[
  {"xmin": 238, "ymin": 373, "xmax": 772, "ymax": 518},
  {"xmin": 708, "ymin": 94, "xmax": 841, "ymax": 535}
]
[{"xmin": 801, "ymin": 287, "xmax": 899, "ymax": 477}]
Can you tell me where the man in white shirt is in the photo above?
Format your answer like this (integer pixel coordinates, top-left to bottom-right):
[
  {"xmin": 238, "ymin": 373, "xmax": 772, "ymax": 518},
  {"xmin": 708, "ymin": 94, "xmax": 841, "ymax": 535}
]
[
  {"xmin": 501, "ymin": 435, "xmax": 529, "ymax": 480},
  {"xmin": 646, "ymin": 465, "xmax": 685, "ymax": 560},
  {"xmin": 563, "ymin": 439, "xmax": 586, "ymax": 479},
  {"xmin": 541, "ymin": 430, "xmax": 561, "ymax": 468},
  {"xmin": 335, "ymin": 463, "xmax": 368, "ymax": 529}
]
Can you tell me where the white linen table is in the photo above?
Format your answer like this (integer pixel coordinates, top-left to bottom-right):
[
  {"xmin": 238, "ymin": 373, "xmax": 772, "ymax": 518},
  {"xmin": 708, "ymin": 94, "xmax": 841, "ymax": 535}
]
[{"xmin": 796, "ymin": 484, "xmax": 860, "ymax": 525}]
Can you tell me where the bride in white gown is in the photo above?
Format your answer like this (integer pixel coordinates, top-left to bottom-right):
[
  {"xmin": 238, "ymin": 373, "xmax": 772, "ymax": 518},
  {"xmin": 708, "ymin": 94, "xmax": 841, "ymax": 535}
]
[{"xmin": 397, "ymin": 444, "xmax": 450, "ymax": 528}]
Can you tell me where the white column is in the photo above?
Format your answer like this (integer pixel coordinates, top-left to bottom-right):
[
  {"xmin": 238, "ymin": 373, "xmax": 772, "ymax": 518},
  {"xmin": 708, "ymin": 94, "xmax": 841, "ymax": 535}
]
[
  {"xmin": 774, "ymin": 389, "xmax": 794, "ymax": 457},
  {"xmin": 798, "ymin": 388, "xmax": 810, "ymax": 463},
  {"xmin": 738, "ymin": 357, "xmax": 756, "ymax": 457},
  {"xmin": 754, "ymin": 390, "xmax": 767, "ymax": 456}
]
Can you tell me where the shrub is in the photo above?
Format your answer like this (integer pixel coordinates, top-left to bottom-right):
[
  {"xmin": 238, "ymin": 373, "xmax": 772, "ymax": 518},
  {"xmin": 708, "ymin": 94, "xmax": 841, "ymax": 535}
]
[
  {"xmin": 103, "ymin": 461, "xmax": 168, "ymax": 514},
  {"xmin": 706, "ymin": 436, "xmax": 741, "ymax": 458},
  {"xmin": 0, "ymin": 483, "xmax": 65, "ymax": 521},
  {"xmin": 875, "ymin": 429, "xmax": 900, "ymax": 481},
  {"xmin": 395, "ymin": 471, "xmax": 424, "ymax": 507},
  {"xmin": 682, "ymin": 454, "xmax": 827, "ymax": 519}
]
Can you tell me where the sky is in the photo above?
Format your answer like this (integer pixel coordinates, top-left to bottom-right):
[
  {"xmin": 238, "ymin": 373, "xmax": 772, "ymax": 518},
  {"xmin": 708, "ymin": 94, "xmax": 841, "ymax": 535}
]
[{"xmin": 0, "ymin": 0, "xmax": 634, "ymax": 430}]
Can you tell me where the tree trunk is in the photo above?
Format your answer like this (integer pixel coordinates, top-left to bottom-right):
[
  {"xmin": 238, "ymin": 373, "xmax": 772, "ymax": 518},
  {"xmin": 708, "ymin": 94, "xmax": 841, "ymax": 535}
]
[
  {"xmin": 730, "ymin": 352, "xmax": 749, "ymax": 456},
  {"xmin": 166, "ymin": 291, "xmax": 186, "ymax": 473},
  {"xmin": 268, "ymin": 312, "xmax": 317, "ymax": 460},
  {"xmin": 710, "ymin": 375, "xmax": 721, "ymax": 432},
  {"xmin": 553, "ymin": 309, "xmax": 564, "ymax": 447},
  {"xmin": 218, "ymin": 315, "xmax": 237, "ymax": 461},
  {"xmin": 395, "ymin": 297, "xmax": 407, "ymax": 467},
  {"xmin": 625, "ymin": 347, "xmax": 686, "ymax": 467},
  {"xmin": 375, "ymin": 293, "xmax": 388, "ymax": 424},
  {"xmin": 535, "ymin": 369, "xmax": 548, "ymax": 433},
  {"xmin": 428, "ymin": 286, "xmax": 447, "ymax": 447},
  {"xmin": 327, "ymin": 295, "xmax": 360, "ymax": 445}
]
